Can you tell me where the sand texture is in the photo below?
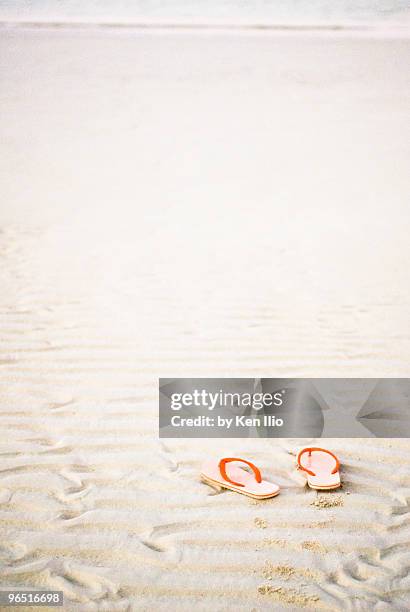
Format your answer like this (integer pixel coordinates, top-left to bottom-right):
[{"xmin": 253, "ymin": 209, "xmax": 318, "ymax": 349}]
[{"xmin": 0, "ymin": 27, "xmax": 410, "ymax": 611}]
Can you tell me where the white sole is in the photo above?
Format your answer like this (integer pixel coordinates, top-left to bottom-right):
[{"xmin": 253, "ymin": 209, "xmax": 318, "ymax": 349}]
[{"xmin": 200, "ymin": 474, "xmax": 280, "ymax": 499}]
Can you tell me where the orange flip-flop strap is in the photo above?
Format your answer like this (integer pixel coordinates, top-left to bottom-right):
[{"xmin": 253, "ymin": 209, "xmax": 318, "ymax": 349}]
[
  {"xmin": 219, "ymin": 457, "xmax": 262, "ymax": 487},
  {"xmin": 297, "ymin": 447, "xmax": 340, "ymax": 477}
]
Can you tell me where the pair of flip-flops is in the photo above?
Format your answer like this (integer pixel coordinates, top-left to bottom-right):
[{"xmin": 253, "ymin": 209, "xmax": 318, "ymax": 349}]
[{"xmin": 201, "ymin": 447, "xmax": 341, "ymax": 500}]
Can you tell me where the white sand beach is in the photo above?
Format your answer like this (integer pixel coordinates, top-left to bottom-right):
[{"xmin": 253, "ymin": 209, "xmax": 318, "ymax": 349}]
[{"xmin": 0, "ymin": 24, "xmax": 410, "ymax": 611}]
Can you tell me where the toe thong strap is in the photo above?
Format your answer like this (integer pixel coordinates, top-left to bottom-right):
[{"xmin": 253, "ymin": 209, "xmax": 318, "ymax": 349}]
[
  {"xmin": 297, "ymin": 447, "xmax": 340, "ymax": 476},
  {"xmin": 219, "ymin": 457, "xmax": 262, "ymax": 487}
]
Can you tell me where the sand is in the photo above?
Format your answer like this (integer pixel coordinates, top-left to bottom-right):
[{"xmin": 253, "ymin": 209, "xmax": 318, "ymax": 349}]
[{"xmin": 0, "ymin": 25, "xmax": 410, "ymax": 611}]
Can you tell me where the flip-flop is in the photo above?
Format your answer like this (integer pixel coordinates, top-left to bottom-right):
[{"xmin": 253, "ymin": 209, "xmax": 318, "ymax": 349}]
[
  {"xmin": 297, "ymin": 447, "xmax": 341, "ymax": 490},
  {"xmin": 201, "ymin": 457, "xmax": 280, "ymax": 499}
]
